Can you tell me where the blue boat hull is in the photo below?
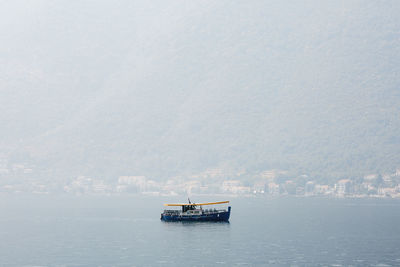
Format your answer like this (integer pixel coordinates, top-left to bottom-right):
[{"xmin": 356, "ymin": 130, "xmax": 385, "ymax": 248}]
[{"xmin": 161, "ymin": 207, "xmax": 231, "ymax": 222}]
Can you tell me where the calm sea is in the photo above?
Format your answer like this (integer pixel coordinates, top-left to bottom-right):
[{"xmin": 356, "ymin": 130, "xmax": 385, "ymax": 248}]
[{"xmin": 0, "ymin": 195, "xmax": 399, "ymax": 266}]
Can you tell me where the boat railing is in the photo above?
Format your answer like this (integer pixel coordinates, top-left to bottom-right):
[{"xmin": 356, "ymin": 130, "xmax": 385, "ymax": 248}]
[
  {"xmin": 203, "ymin": 208, "xmax": 227, "ymax": 214},
  {"xmin": 163, "ymin": 209, "xmax": 180, "ymax": 215}
]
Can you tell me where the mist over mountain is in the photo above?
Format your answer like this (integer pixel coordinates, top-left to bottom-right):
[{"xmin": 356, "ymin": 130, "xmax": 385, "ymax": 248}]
[{"xmin": 1, "ymin": 1, "xmax": 400, "ymax": 182}]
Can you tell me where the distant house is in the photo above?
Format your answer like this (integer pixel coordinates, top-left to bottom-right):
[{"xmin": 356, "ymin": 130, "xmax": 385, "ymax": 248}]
[
  {"xmin": 253, "ymin": 181, "xmax": 267, "ymax": 194},
  {"xmin": 268, "ymin": 182, "xmax": 280, "ymax": 195},
  {"xmin": 305, "ymin": 181, "xmax": 315, "ymax": 195},
  {"xmin": 315, "ymin": 184, "xmax": 330, "ymax": 195},
  {"xmin": 336, "ymin": 179, "xmax": 353, "ymax": 196},
  {"xmin": 284, "ymin": 180, "xmax": 296, "ymax": 195},
  {"xmin": 363, "ymin": 174, "xmax": 377, "ymax": 182},
  {"xmin": 118, "ymin": 176, "xmax": 147, "ymax": 193},
  {"xmin": 222, "ymin": 180, "xmax": 251, "ymax": 194}
]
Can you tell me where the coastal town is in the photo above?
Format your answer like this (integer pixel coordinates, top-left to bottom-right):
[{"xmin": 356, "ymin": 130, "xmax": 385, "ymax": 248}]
[{"xmin": 1, "ymin": 159, "xmax": 400, "ymax": 198}]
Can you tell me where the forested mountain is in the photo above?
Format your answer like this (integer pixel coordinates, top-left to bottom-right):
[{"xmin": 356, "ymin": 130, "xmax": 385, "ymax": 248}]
[{"xmin": 1, "ymin": 1, "xmax": 400, "ymax": 181}]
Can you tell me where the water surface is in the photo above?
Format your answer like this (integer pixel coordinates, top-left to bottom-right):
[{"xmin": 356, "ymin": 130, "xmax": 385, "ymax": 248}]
[{"xmin": 0, "ymin": 195, "xmax": 399, "ymax": 266}]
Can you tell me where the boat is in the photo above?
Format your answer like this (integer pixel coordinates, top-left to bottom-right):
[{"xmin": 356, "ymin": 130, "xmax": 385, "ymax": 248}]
[{"xmin": 160, "ymin": 200, "xmax": 231, "ymax": 222}]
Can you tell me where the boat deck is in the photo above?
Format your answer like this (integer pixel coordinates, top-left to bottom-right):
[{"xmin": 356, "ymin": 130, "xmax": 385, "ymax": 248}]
[{"xmin": 161, "ymin": 207, "xmax": 231, "ymax": 222}]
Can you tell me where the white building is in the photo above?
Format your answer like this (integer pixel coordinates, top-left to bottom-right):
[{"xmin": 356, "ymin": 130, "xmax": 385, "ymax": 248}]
[{"xmin": 336, "ymin": 179, "xmax": 353, "ymax": 196}]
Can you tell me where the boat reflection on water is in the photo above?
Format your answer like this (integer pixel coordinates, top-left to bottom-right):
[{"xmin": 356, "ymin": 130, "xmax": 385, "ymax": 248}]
[{"xmin": 161, "ymin": 200, "xmax": 231, "ymax": 222}]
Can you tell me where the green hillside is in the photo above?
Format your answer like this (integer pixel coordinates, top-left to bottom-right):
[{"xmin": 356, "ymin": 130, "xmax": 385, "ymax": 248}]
[{"xmin": 1, "ymin": 1, "xmax": 400, "ymax": 182}]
